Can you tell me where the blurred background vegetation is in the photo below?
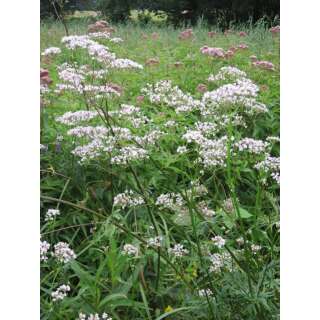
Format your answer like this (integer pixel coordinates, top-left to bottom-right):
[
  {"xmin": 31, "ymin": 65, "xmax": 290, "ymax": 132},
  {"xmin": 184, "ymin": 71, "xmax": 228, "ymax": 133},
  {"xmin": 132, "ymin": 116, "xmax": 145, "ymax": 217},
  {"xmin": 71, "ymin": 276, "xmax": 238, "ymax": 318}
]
[{"xmin": 41, "ymin": 0, "xmax": 279, "ymax": 29}]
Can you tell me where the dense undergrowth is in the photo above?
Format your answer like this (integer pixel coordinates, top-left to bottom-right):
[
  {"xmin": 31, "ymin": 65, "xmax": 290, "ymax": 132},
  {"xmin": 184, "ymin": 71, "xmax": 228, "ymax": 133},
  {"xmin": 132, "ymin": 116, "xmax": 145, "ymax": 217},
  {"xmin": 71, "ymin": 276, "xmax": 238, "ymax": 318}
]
[{"xmin": 40, "ymin": 19, "xmax": 280, "ymax": 320}]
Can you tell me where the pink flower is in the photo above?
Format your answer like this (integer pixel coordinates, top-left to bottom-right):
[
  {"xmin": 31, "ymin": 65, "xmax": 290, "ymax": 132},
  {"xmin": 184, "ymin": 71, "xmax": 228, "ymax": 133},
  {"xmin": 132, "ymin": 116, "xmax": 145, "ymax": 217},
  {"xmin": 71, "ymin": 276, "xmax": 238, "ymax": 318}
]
[
  {"xmin": 225, "ymin": 50, "xmax": 235, "ymax": 58},
  {"xmin": 146, "ymin": 58, "xmax": 159, "ymax": 66},
  {"xmin": 151, "ymin": 32, "xmax": 159, "ymax": 40},
  {"xmin": 136, "ymin": 95, "xmax": 145, "ymax": 104},
  {"xmin": 237, "ymin": 43, "xmax": 249, "ymax": 50},
  {"xmin": 228, "ymin": 46, "xmax": 238, "ymax": 53},
  {"xmin": 106, "ymin": 82, "xmax": 123, "ymax": 95},
  {"xmin": 239, "ymin": 31, "xmax": 248, "ymax": 37},
  {"xmin": 179, "ymin": 28, "xmax": 193, "ymax": 40},
  {"xmin": 200, "ymin": 46, "xmax": 225, "ymax": 58},
  {"xmin": 269, "ymin": 25, "xmax": 280, "ymax": 35},
  {"xmin": 252, "ymin": 60, "xmax": 275, "ymax": 71},
  {"xmin": 40, "ymin": 68, "xmax": 52, "ymax": 85},
  {"xmin": 196, "ymin": 83, "xmax": 208, "ymax": 93}
]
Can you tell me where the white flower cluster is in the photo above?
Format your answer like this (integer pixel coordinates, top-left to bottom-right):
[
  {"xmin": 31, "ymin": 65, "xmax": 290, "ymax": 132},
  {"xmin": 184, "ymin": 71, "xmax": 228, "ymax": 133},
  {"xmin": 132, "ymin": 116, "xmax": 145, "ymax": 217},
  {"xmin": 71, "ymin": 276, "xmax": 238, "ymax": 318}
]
[
  {"xmin": 177, "ymin": 146, "xmax": 188, "ymax": 154},
  {"xmin": 45, "ymin": 208, "xmax": 61, "ymax": 221},
  {"xmin": 222, "ymin": 198, "xmax": 234, "ymax": 213},
  {"xmin": 147, "ymin": 236, "xmax": 163, "ymax": 248},
  {"xmin": 110, "ymin": 146, "xmax": 149, "ymax": 165},
  {"xmin": 188, "ymin": 181, "xmax": 208, "ymax": 196},
  {"xmin": 135, "ymin": 129, "xmax": 165, "ymax": 146},
  {"xmin": 266, "ymin": 136, "xmax": 280, "ymax": 143},
  {"xmin": 51, "ymin": 284, "xmax": 70, "ymax": 302},
  {"xmin": 61, "ymin": 34, "xmax": 142, "ymax": 70},
  {"xmin": 56, "ymin": 111, "xmax": 99, "ymax": 126},
  {"xmin": 78, "ymin": 313, "xmax": 112, "ymax": 320},
  {"xmin": 67, "ymin": 126, "xmax": 109, "ymax": 139},
  {"xmin": 198, "ymin": 288, "xmax": 213, "ymax": 297},
  {"xmin": 211, "ymin": 236, "xmax": 226, "ymax": 248},
  {"xmin": 118, "ymin": 104, "xmax": 141, "ymax": 116},
  {"xmin": 182, "ymin": 128, "xmax": 228, "ymax": 168},
  {"xmin": 115, "ymin": 104, "xmax": 150, "ymax": 128},
  {"xmin": 58, "ymin": 66, "xmax": 85, "ymax": 87},
  {"xmin": 40, "ymin": 144, "xmax": 48, "ymax": 151},
  {"xmin": 255, "ymin": 155, "xmax": 280, "ymax": 185},
  {"xmin": 41, "ymin": 47, "xmax": 61, "ymax": 56},
  {"xmin": 208, "ymin": 66, "xmax": 247, "ymax": 82},
  {"xmin": 201, "ymin": 78, "xmax": 268, "ymax": 116},
  {"xmin": 195, "ymin": 121, "xmax": 217, "ymax": 136},
  {"xmin": 198, "ymin": 136, "xmax": 228, "ymax": 168},
  {"xmin": 197, "ymin": 201, "xmax": 216, "ymax": 217},
  {"xmin": 182, "ymin": 129, "xmax": 208, "ymax": 144},
  {"xmin": 52, "ymin": 242, "xmax": 76, "ymax": 263},
  {"xmin": 110, "ymin": 58, "xmax": 143, "ymax": 69},
  {"xmin": 235, "ymin": 138, "xmax": 269, "ymax": 155},
  {"xmin": 40, "ymin": 84, "xmax": 50, "ymax": 94},
  {"xmin": 209, "ymin": 252, "xmax": 232, "ymax": 273},
  {"xmin": 164, "ymin": 120, "xmax": 176, "ymax": 128},
  {"xmin": 40, "ymin": 240, "xmax": 50, "ymax": 262},
  {"xmin": 86, "ymin": 69, "xmax": 108, "ymax": 79},
  {"xmin": 168, "ymin": 244, "xmax": 189, "ymax": 257},
  {"xmin": 62, "ymin": 35, "xmax": 95, "ymax": 50},
  {"xmin": 72, "ymin": 139, "xmax": 107, "ymax": 162},
  {"xmin": 251, "ymin": 244, "xmax": 262, "ymax": 254},
  {"xmin": 88, "ymin": 32, "xmax": 111, "ymax": 39},
  {"xmin": 156, "ymin": 193, "xmax": 184, "ymax": 210},
  {"xmin": 142, "ymin": 80, "xmax": 203, "ymax": 113},
  {"xmin": 113, "ymin": 190, "xmax": 145, "ymax": 209},
  {"xmin": 64, "ymin": 120, "xmax": 152, "ymax": 164},
  {"xmin": 67, "ymin": 126, "xmax": 119, "ymax": 162},
  {"xmin": 110, "ymin": 37, "xmax": 123, "ymax": 43},
  {"xmin": 214, "ymin": 114, "xmax": 247, "ymax": 130},
  {"xmin": 55, "ymin": 83, "xmax": 120, "ymax": 96},
  {"xmin": 122, "ymin": 244, "xmax": 139, "ymax": 256},
  {"xmin": 57, "ymin": 63, "xmax": 108, "ymax": 83},
  {"xmin": 87, "ymin": 43, "xmax": 116, "ymax": 63}
]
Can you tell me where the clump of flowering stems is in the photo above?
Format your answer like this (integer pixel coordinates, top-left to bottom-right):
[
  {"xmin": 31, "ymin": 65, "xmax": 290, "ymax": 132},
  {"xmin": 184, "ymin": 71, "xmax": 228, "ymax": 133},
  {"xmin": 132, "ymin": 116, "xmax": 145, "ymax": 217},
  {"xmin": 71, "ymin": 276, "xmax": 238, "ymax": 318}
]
[
  {"xmin": 252, "ymin": 60, "xmax": 275, "ymax": 71},
  {"xmin": 41, "ymin": 27, "xmax": 279, "ymax": 318}
]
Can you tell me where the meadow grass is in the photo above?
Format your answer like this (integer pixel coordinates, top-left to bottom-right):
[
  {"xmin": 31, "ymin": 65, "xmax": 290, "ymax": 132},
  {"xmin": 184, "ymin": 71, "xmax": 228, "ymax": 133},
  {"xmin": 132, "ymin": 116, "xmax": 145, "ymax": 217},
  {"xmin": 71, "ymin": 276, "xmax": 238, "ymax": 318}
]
[{"xmin": 40, "ymin": 18, "xmax": 279, "ymax": 320}]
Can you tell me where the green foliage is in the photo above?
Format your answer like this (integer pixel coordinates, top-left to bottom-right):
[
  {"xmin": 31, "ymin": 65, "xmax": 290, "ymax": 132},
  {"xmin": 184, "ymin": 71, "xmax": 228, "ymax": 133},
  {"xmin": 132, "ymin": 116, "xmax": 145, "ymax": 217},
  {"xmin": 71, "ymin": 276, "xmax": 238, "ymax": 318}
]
[
  {"xmin": 41, "ymin": 21, "xmax": 279, "ymax": 320},
  {"xmin": 97, "ymin": 0, "xmax": 131, "ymax": 22}
]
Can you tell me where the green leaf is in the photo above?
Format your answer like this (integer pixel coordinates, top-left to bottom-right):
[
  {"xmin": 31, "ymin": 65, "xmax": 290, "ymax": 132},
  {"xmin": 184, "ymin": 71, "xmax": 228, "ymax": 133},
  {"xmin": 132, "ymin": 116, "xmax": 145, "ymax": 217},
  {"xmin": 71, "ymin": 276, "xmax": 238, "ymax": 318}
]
[
  {"xmin": 98, "ymin": 293, "xmax": 128, "ymax": 308},
  {"xmin": 238, "ymin": 207, "xmax": 253, "ymax": 219}
]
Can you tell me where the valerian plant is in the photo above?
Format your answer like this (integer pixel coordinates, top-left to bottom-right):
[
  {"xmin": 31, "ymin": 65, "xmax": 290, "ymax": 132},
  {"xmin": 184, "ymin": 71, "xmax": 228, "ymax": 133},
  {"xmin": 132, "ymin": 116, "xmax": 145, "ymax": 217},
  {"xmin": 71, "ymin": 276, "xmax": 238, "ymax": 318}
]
[{"xmin": 41, "ymin": 20, "xmax": 279, "ymax": 320}]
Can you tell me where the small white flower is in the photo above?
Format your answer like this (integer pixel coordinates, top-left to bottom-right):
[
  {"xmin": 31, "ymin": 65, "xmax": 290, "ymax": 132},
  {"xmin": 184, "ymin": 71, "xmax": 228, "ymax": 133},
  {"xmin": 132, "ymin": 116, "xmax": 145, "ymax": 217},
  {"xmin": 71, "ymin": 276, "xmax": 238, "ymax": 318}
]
[
  {"xmin": 236, "ymin": 237, "xmax": 244, "ymax": 245},
  {"xmin": 198, "ymin": 288, "xmax": 213, "ymax": 297},
  {"xmin": 122, "ymin": 244, "xmax": 139, "ymax": 256},
  {"xmin": 147, "ymin": 236, "xmax": 163, "ymax": 248},
  {"xmin": 113, "ymin": 190, "xmax": 144, "ymax": 209},
  {"xmin": 51, "ymin": 284, "xmax": 70, "ymax": 302},
  {"xmin": 177, "ymin": 146, "xmax": 187, "ymax": 154},
  {"xmin": 168, "ymin": 244, "xmax": 189, "ymax": 257},
  {"xmin": 211, "ymin": 236, "xmax": 226, "ymax": 248},
  {"xmin": 40, "ymin": 240, "xmax": 50, "ymax": 261},
  {"xmin": 45, "ymin": 208, "xmax": 61, "ymax": 221},
  {"xmin": 41, "ymin": 47, "xmax": 61, "ymax": 56},
  {"xmin": 52, "ymin": 242, "xmax": 76, "ymax": 263},
  {"xmin": 251, "ymin": 244, "xmax": 262, "ymax": 254}
]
